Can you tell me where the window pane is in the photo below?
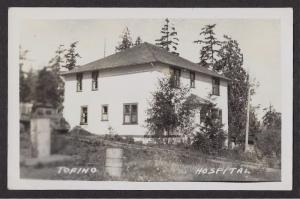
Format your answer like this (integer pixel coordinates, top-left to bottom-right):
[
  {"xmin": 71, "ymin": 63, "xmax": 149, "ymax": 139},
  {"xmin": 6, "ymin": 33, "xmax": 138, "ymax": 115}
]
[
  {"xmin": 124, "ymin": 114, "xmax": 131, "ymax": 123},
  {"xmin": 219, "ymin": 109, "xmax": 222, "ymax": 123},
  {"xmin": 131, "ymin": 104, "xmax": 137, "ymax": 114},
  {"xmin": 211, "ymin": 109, "xmax": 218, "ymax": 119},
  {"xmin": 190, "ymin": 72, "xmax": 195, "ymax": 88},
  {"xmin": 81, "ymin": 107, "xmax": 88, "ymax": 124},
  {"xmin": 92, "ymin": 71, "xmax": 98, "ymax": 90},
  {"xmin": 102, "ymin": 114, "xmax": 108, "ymax": 121},
  {"xmin": 124, "ymin": 105, "xmax": 130, "ymax": 114},
  {"xmin": 212, "ymin": 77, "xmax": 220, "ymax": 95},
  {"xmin": 102, "ymin": 106, "xmax": 108, "ymax": 114},
  {"xmin": 77, "ymin": 73, "xmax": 82, "ymax": 91},
  {"xmin": 131, "ymin": 114, "xmax": 137, "ymax": 123}
]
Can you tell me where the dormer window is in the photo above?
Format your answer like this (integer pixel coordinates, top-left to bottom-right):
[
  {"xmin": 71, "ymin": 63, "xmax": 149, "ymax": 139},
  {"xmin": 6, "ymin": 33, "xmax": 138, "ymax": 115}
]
[
  {"xmin": 92, "ymin": 71, "xmax": 98, "ymax": 91},
  {"xmin": 76, "ymin": 73, "xmax": 83, "ymax": 92},
  {"xmin": 212, "ymin": 77, "xmax": 220, "ymax": 96}
]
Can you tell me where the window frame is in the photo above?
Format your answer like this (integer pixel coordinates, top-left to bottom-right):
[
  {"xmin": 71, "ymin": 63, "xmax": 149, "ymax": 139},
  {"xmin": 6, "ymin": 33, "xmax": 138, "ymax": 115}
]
[
  {"xmin": 91, "ymin": 71, "xmax": 99, "ymax": 91},
  {"xmin": 80, "ymin": 106, "xmax": 88, "ymax": 125},
  {"xmin": 76, "ymin": 73, "xmax": 83, "ymax": 92},
  {"xmin": 212, "ymin": 77, "xmax": 220, "ymax": 96},
  {"xmin": 123, "ymin": 103, "xmax": 138, "ymax": 125},
  {"xmin": 190, "ymin": 71, "xmax": 196, "ymax": 88},
  {"xmin": 171, "ymin": 67, "xmax": 181, "ymax": 88},
  {"xmin": 211, "ymin": 108, "xmax": 222, "ymax": 123},
  {"xmin": 101, "ymin": 104, "xmax": 109, "ymax": 121},
  {"xmin": 200, "ymin": 107, "xmax": 222, "ymax": 124}
]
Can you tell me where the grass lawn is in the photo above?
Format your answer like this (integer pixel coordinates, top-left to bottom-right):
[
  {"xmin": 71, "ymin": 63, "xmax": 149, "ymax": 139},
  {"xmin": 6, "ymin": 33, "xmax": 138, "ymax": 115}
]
[{"xmin": 20, "ymin": 130, "xmax": 281, "ymax": 182}]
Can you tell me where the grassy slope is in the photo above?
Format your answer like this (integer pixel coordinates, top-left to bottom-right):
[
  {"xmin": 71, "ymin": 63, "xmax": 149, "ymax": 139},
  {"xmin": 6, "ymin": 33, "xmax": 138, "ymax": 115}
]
[{"xmin": 20, "ymin": 131, "xmax": 280, "ymax": 181}]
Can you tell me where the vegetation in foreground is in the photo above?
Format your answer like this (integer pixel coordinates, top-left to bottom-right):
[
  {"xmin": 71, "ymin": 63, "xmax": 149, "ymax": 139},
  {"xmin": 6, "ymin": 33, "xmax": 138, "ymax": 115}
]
[{"xmin": 20, "ymin": 127, "xmax": 280, "ymax": 182}]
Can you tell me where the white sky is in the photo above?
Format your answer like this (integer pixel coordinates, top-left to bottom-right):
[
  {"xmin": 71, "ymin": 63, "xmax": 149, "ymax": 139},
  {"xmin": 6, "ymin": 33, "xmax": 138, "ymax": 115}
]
[{"xmin": 20, "ymin": 18, "xmax": 281, "ymax": 118}]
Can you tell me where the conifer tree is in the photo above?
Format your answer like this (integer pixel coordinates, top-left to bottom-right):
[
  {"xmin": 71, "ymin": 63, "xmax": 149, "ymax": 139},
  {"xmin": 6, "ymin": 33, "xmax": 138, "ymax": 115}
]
[
  {"xmin": 155, "ymin": 18, "xmax": 179, "ymax": 56},
  {"xmin": 49, "ymin": 44, "xmax": 66, "ymax": 73},
  {"xmin": 115, "ymin": 27, "xmax": 133, "ymax": 52},
  {"xmin": 194, "ymin": 24, "xmax": 221, "ymax": 69},
  {"xmin": 62, "ymin": 41, "xmax": 81, "ymax": 71},
  {"xmin": 35, "ymin": 68, "xmax": 60, "ymax": 108},
  {"xmin": 216, "ymin": 35, "xmax": 251, "ymax": 144},
  {"xmin": 134, "ymin": 36, "xmax": 142, "ymax": 46},
  {"xmin": 48, "ymin": 44, "xmax": 66, "ymax": 112},
  {"xmin": 19, "ymin": 46, "xmax": 31, "ymax": 102}
]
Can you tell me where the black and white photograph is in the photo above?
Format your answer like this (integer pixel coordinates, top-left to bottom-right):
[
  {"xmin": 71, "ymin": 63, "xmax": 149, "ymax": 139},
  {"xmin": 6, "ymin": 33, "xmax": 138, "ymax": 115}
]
[{"xmin": 7, "ymin": 8, "xmax": 293, "ymax": 190}]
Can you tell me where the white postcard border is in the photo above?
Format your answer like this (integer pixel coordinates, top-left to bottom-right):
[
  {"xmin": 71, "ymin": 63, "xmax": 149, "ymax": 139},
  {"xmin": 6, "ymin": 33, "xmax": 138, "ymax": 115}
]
[{"xmin": 8, "ymin": 8, "xmax": 293, "ymax": 190}]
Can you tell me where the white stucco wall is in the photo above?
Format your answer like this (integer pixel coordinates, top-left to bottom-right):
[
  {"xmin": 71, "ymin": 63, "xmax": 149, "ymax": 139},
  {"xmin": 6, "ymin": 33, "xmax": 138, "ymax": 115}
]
[{"xmin": 62, "ymin": 63, "xmax": 228, "ymax": 137}]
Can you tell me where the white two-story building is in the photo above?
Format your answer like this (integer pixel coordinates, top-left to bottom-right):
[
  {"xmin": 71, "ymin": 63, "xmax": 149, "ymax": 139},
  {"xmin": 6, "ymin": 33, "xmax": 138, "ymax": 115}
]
[{"xmin": 61, "ymin": 42, "xmax": 229, "ymax": 141}]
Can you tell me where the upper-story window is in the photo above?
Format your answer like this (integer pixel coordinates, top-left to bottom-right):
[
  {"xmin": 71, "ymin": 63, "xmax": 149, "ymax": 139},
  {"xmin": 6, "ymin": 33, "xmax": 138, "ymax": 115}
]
[
  {"xmin": 212, "ymin": 77, "xmax": 220, "ymax": 96},
  {"xmin": 171, "ymin": 68, "xmax": 181, "ymax": 88},
  {"xmin": 190, "ymin": 71, "xmax": 195, "ymax": 88},
  {"xmin": 92, "ymin": 71, "xmax": 98, "ymax": 91},
  {"xmin": 76, "ymin": 73, "xmax": 83, "ymax": 92}
]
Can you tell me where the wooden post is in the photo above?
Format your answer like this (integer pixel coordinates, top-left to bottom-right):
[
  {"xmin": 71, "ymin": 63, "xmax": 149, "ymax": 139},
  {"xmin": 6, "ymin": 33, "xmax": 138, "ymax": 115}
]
[{"xmin": 245, "ymin": 75, "xmax": 251, "ymax": 152}]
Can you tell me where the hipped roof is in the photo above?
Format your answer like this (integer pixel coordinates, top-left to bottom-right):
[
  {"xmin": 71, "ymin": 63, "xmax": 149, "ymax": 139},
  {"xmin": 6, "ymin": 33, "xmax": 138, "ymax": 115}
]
[{"xmin": 61, "ymin": 42, "xmax": 229, "ymax": 80}]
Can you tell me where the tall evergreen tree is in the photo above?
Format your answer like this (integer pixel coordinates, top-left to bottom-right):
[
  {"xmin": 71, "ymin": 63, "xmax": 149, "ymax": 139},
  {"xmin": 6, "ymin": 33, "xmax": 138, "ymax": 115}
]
[
  {"xmin": 48, "ymin": 44, "xmax": 66, "ymax": 112},
  {"xmin": 19, "ymin": 46, "xmax": 31, "ymax": 102},
  {"xmin": 62, "ymin": 41, "xmax": 81, "ymax": 71},
  {"xmin": 155, "ymin": 18, "xmax": 179, "ymax": 56},
  {"xmin": 146, "ymin": 77, "xmax": 194, "ymax": 144},
  {"xmin": 49, "ymin": 44, "xmax": 66, "ymax": 73},
  {"xmin": 115, "ymin": 27, "xmax": 133, "ymax": 52},
  {"xmin": 262, "ymin": 104, "xmax": 281, "ymax": 129},
  {"xmin": 35, "ymin": 68, "xmax": 61, "ymax": 108},
  {"xmin": 215, "ymin": 35, "xmax": 251, "ymax": 144},
  {"xmin": 194, "ymin": 24, "xmax": 221, "ymax": 70},
  {"xmin": 134, "ymin": 36, "xmax": 143, "ymax": 46}
]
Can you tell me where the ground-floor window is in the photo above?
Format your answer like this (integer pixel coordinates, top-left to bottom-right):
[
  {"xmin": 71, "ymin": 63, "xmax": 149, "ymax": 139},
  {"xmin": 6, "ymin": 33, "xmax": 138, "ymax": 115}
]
[
  {"xmin": 80, "ymin": 106, "xmax": 88, "ymax": 125},
  {"xmin": 101, "ymin": 105, "xmax": 108, "ymax": 121},
  {"xmin": 212, "ymin": 108, "xmax": 222, "ymax": 123},
  {"xmin": 200, "ymin": 107, "xmax": 222, "ymax": 124},
  {"xmin": 123, "ymin": 103, "xmax": 138, "ymax": 124}
]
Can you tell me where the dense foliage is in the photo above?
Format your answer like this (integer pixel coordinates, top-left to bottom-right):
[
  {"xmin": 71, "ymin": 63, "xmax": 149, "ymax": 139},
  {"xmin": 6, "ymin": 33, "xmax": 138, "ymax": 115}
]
[
  {"xmin": 195, "ymin": 28, "xmax": 251, "ymax": 145},
  {"xmin": 256, "ymin": 105, "xmax": 281, "ymax": 158},
  {"xmin": 192, "ymin": 102, "xmax": 226, "ymax": 154},
  {"xmin": 145, "ymin": 77, "xmax": 195, "ymax": 144},
  {"xmin": 48, "ymin": 45, "xmax": 67, "ymax": 112},
  {"xmin": 35, "ymin": 68, "xmax": 61, "ymax": 108},
  {"xmin": 262, "ymin": 105, "xmax": 281, "ymax": 129},
  {"xmin": 19, "ymin": 46, "xmax": 32, "ymax": 102}
]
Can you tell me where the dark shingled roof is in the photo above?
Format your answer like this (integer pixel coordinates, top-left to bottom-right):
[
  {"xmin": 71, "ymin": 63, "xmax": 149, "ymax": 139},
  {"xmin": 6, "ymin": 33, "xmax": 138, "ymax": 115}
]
[{"xmin": 61, "ymin": 42, "xmax": 229, "ymax": 80}]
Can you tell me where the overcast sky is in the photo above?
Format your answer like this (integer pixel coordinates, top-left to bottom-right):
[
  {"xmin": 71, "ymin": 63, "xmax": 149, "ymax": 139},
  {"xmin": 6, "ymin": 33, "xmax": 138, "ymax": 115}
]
[{"xmin": 19, "ymin": 18, "xmax": 281, "ymax": 118}]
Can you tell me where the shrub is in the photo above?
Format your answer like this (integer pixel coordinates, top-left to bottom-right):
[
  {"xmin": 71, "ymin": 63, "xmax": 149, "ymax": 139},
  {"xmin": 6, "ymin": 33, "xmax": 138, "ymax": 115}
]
[
  {"xmin": 256, "ymin": 128, "xmax": 280, "ymax": 158},
  {"xmin": 192, "ymin": 103, "xmax": 226, "ymax": 154},
  {"xmin": 146, "ymin": 76, "xmax": 196, "ymax": 144}
]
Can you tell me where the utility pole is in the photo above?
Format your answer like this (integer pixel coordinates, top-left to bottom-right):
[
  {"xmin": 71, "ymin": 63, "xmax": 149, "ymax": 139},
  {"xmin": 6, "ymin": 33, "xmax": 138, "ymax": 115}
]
[{"xmin": 244, "ymin": 67, "xmax": 251, "ymax": 152}]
